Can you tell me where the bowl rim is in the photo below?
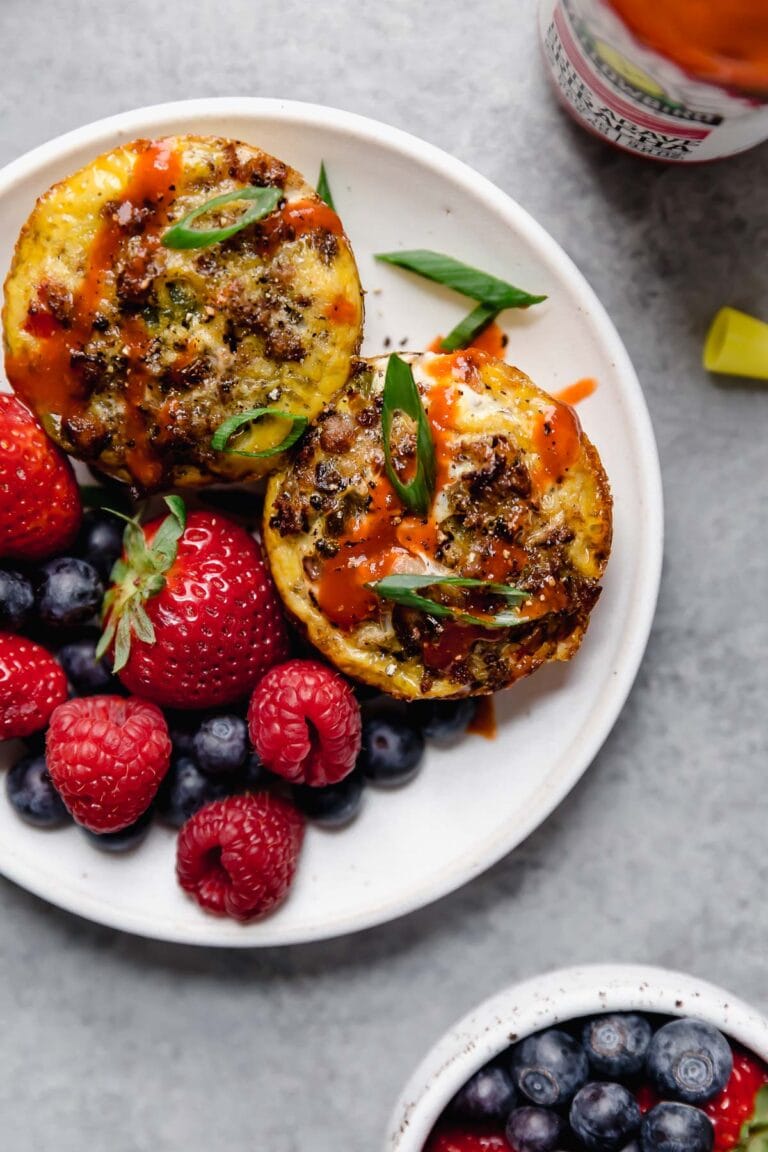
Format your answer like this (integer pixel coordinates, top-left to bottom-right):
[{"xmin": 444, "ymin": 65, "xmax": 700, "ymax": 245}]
[
  {"xmin": 0, "ymin": 99, "xmax": 663, "ymax": 946},
  {"xmin": 385, "ymin": 963, "xmax": 768, "ymax": 1150}
]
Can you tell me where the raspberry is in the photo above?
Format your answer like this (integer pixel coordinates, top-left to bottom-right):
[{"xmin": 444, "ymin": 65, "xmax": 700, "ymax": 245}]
[
  {"xmin": 46, "ymin": 696, "xmax": 171, "ymax": 832},
  {"xmin": 426, "ymin": 1128, "xmax": 510, "ymax": 1152},
  {"xmin": 248, "ymin": 659, "xmax": 361, "ymax": 786},
  {"xmin": 0, "ymin": 633, "xmax": 68, "ymax": 739},
  {"xmin": 705, "ymin": 1049, "xmax": 768, "ymax": 1150},
  {"xmin": 176, "ymin": 793, "xmax": 305, "ymax": 922}
]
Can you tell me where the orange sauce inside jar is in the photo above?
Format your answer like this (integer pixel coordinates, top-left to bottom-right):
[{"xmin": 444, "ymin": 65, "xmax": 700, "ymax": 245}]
[
  {"xmin": 609, "ymin": 0, "xmax": 768, "ymax": 95},
  {"xmin": 6, "ymin": 139, "xmax": 182, "ymax": 490}
]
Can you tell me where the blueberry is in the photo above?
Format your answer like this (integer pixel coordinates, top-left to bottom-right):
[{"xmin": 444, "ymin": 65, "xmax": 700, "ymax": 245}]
[
  {"xmin": 240, "ymin": 750, "xmax": 266, "ymax": 791},
  {"xmin": 511, "ymin": 1028, "xmax": 589, "ymax": 1107},
  {"xmin": 646, "ymin": 1019, "xmax": 732, "ymax": 1104},
  {"xmin": 6, "ymin": 753, "xmax": 71, "ymax": 828},
  {"xmin": 583, "ymin": 1014, "xmax": 653, "ymax": 1078},
  {"xmin": 156, "ymin": 757, "xmax": 232, "ymax": 828},
  {"xmin": 82, "ymin": 809, "xmax": 153, "ymax": 852},
  {"xmin": 640, "ymin": 1102, "xmax": 713, "ymax": 1152},
  {"xmin": 291, "ymin": 771, "xmax": 364, "ymax": 828},
  {"xmin": 193, "ymin": 714, "xmax": 248, "ymax": 775},
  {"xmin": 449, "ymin": 1062, "xmax": 516, "ymax": 1122},
  {"xmin": 57, "ymin": 634, "xmax": 118, "ymax": 696},
  {"xmin": 570, "ymin": 1082, "xmax": 641, "ymax": 1151},
  {"xmin": 76, "ymin": 509, "xmax": 125, "ymax": 580},
  {"xmin": 36, "ymin": 557, "xmax": 104, "ymax": 629},
  {"xmin": 506, "ymin": 1106, "xmax": 564, "ymax": 1152},
  {"xmin": 409, "ymin": 697, "xmax": 477, "ymax": 742},
  {"xmin": 167, "ymin": 713, "xmax": 198, "ymax": 758},
  {"xmin": 358, "ymin": 711, "xmax": 424, "ymax": 787},
  {"xmin": 0, "ymin": 569, "xmax": 34, "ymax": 632}
]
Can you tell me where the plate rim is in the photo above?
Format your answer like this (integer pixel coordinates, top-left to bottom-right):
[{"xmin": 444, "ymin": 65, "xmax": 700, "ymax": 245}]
[{"xmin": 0, "ymin": 97, "xmax": 663, "ymax": 947}]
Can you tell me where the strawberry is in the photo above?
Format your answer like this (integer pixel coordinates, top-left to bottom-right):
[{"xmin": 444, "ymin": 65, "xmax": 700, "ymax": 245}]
[
  {"xmin": 0, "ymin": 393, "xmax": 81, "ymax": 561},
  {"xmin": 704, "ymin": 1049, "xmax": 768, "ymax": 1151},
  {"xmin": 97, "ymin": 497, "xmax": 290, "ymax": 710},
  {"xmin": 425, "ymin": 1128, "xmax": 511, "ymax": 1152},
  {"xmin": 46, "ymin": 695, "xmax": 171, "ymax": 832},
  {"xmin": 0, "ymin": 633, "xmax": 68, "ymax": 739}
]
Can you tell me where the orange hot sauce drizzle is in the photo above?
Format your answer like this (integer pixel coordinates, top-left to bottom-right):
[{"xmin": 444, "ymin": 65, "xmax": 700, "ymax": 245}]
[
  {"xmin": 315, "ymin": 370, "xmax": 460, "ymax": 630},
  {"xmin": 533, "ymin": 400, "xmax": 582, "ymax": 485},
  {"xmin": 429, "ymin": 321, "xmax": 507, "ymax": 359},
  {"xmin": 554, "ymin": 377, "xmax": 597, "ymax": 406},
  {"xmin": 324, "ymin": 293, "xmax": 358, "ymax": 325},
  {"xmin": 9, "ymin": 139, "xmax": 182, "ymax": 490}
]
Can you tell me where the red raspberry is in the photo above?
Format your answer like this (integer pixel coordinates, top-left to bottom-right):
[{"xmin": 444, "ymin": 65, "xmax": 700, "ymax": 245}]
[
  {"xmin": 704, "ymin": 1048, "xmax": 768, "ymax": 1151},
  {"xmin": 46, "ymin": 696, "xmax": 171, "ymax": 832},
  {"xmin": 426, "ymin": 1128, "xmax": 510, "ymax": 1152},
  {"xmin": 176, "ymin": 793, "xmax": 305, "ymax": 922},
  {"xmin": 0, "ymin": 633, "xmax": 68, "ymax": 739},
  {"xmin": 0, "ymin": 394, "xmax": 82, "ymax": 562},
  {"xmin": 248, "ymin": 659, "xmax": 361, "ymax": 786}
]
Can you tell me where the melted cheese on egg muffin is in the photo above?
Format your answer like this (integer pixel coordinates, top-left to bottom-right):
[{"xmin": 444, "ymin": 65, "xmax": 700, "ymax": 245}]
[
  {"xmin": 263, "ymin": 350, "xmax": 612, "ymax": 699},
  {"xmin": 2, "ymin": 135, "xmax": 363, "ymax": 491}
]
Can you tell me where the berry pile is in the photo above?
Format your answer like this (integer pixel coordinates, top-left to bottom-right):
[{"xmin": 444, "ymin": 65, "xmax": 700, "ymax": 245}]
[
  {"xmin": 0, "ymin": 396, "xmax": 480, "ymax": 922},
  {"xmin": 427, "ymin": 1013, "xmax": 768, "ymax": 1152}
]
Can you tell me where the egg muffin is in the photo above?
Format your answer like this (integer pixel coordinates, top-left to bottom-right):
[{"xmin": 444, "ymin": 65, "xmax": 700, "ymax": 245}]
[
  {"xmin": 263, "ymin": 350, "xmax": 612, "ymax": 699},
  {"xmin": 3, "ymin": 135, "xmax": 363, "ymax": 491}
]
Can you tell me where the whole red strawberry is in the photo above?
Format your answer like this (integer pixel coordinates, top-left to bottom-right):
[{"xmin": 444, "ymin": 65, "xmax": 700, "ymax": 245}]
[
  {"xmin": 176, "ymin": 793, "xmax": 305, "ymax": 922},
  {"xmin": 426, "ymin": 1128, "xmax": 510, "ymax": 1152},
  {"xmin": 46, "ymin": 695, "xmax": 171, "ymax": 832},
  {"xmin": 0, "ymin": 633, "xmax": 68, "ymax": 739},
  {"xmin": 704, "ymin": 1049, "xmax": 768, "ymax": 1151},
  {"xmin": 98, "ymin": 497, "xmax": 289, "ymax": 710},
  {"xmin": 248, "ymin": 659, "xmax": 361, "ymax": 786},
  {"xmin": 0, "ymin": 393, "xmax": 81, "ymax": 561}
]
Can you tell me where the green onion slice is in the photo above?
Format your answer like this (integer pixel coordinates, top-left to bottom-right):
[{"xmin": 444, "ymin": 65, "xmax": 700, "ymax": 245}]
[
  {"xmin": 366, "ymin": 573, "xmax": 530, "ymax": 628},
  {"xmin": 382, "ymin": 354, "xmax": 436, "ymax": 516},
  {"xmin": 375, "ymin": 249, "xmax": 546, "ymax": 311},
  {"xmin": 316, "ymin": 161, "xmax": 335, "ymax": 211},
  {"xmin": 211, "ymin": 408, "xmax": 308, "ymax": 458},
  {"xmin": 161, "ymin": 186, "xmax": 282, "ymax": 250},
  {"xmin": 440, "ymin": 301, "xmax": 500, "ymax": 352}
]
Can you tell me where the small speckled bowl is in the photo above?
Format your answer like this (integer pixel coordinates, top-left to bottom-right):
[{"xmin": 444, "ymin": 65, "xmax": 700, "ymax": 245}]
[{"xmin": 385, "ymin": 964, "xmax": 768, "ymax": 1151}]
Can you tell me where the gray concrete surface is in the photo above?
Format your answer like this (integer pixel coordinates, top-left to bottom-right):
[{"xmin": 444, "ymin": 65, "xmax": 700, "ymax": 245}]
[{"xmin": 1, "ymin": 1, "xmax": 767, "ymax": 1148}]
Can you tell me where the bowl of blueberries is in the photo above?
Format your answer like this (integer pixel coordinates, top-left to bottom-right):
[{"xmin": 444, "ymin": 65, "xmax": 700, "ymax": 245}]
[{"xmin": 385, "ymin": 964, "xmax": 768, "ymax": 1152}]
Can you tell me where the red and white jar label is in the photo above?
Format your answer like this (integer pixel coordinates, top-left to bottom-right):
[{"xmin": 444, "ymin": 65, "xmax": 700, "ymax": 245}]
[{"xmin": 539, "ymin": 0, "xmax": 768, "ymax": 161}]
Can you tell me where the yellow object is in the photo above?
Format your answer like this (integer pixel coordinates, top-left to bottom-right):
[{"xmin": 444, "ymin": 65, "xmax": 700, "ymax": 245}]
[{"xmin": 703, "ymin": 308, "xmax": 768, "ymax": 381}]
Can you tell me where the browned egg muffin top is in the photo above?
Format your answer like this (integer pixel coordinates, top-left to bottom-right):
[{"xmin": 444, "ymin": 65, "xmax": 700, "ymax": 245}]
[
  {"xmin": 263, "ymin": 350, "xmax": 612, "ymax": 699},
  {"xmin": 2, "ymin": 135, "xmax": 363, "ymax": 491}
]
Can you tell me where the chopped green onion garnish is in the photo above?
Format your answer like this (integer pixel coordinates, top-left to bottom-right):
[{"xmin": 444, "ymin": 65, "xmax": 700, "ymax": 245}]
[
  {"xmin": 382, "ymin": 354, "xmax": 436, "ymax": 516},
  {"xmin": 366, "ymin": 573, "xmax": 529, "ymax": 629},
  {"xmin": 440, "ymin": 301, "xmax": 500, "ymax": 352},
  {"xmin": 375, "ymin": 249, "xmax": 546, "ymax": 311},
  {"xmin": 316, "ymin": 161, "xmax": 335, "ymax": 211},
  {"xmin": 211, "ymin": 408, "xmax": 308, "ymax": 458},
  {"xmin": 161, "ymin": 186, "xmax": 282, "ymax": 250}
]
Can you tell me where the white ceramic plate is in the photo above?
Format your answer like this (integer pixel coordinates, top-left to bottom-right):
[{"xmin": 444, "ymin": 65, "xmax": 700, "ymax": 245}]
[{"xmin": 0, "ymin": 98, "xmax": 662, "ymax": 946}]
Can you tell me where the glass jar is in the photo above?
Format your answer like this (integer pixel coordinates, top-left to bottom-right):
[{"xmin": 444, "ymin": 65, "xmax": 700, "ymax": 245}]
[{"xmin": 539, "ymin": 0, "xmax": 768, "ymax": 161}]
